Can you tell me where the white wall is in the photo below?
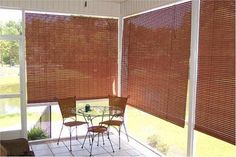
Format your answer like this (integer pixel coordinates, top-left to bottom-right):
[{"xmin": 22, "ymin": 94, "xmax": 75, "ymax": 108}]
[
  {"xmin": 0, "ymin": 0, "xmax": 120, "ymax": 17},
  {"xmin": 121, "ymin": 0, "xmax": 183, "ymax": 17}
]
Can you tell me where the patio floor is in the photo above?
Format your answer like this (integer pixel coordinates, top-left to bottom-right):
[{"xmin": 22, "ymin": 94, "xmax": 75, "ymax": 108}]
[{"xmin": 30, "ymin": 131, "xmax": 161, "ymax": 157}]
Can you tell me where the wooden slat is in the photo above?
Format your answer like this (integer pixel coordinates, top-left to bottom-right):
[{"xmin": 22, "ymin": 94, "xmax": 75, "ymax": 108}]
[{"xmin": 196, "ymin": 0, "xmax": 235, "ymax": 145}]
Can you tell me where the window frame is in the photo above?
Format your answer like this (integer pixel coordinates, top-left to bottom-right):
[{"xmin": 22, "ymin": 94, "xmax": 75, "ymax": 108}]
[{"xmin": 0, "ymin": 8, "xmax": 27, "ymax": 138}]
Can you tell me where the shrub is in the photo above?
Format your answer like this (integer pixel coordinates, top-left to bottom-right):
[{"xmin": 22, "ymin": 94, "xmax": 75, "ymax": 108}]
[
  {"xmin": 27, "ymin": 127, "xmax": 48, "ymax": 140},
  {"xmin": 147, "ymin": 134, "xmax": 169, "ymax": 155}
]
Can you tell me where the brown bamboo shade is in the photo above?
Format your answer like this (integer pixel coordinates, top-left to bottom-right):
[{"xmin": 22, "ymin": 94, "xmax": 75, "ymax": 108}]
[
  {"xmin": 26, "ymin": 13, "xmax": 118, "ymax": 103},
  {"xmin": 196, "ymin": 0, "xmax": 235, "ymax": 145},
  {"xmin": 122, "ymin": 2, "xmax": 191, "ymax": 127}
]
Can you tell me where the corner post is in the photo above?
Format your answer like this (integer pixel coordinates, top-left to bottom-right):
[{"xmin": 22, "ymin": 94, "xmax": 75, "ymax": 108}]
[{"xmin": 187, "ymin": 0, "xmax": 201, "ymax": 156}]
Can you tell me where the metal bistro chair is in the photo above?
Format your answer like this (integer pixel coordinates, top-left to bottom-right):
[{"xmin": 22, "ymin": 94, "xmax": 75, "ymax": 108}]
[
  {"xmin": 100, "ymin": 95, "xmax": 130, "ymax": 149},
  {"xmin": 56, "ymin": 96, "xmax": 87, "ymax": 151},
  {"xmin": 80, "ymin": 106, "xmax": 115, "ymax": 156}
]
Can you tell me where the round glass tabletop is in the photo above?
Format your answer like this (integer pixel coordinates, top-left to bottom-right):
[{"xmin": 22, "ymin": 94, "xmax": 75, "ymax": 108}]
[{"xmin": 73, "ymin": 105, "xmax": 122, "ymax": 118}]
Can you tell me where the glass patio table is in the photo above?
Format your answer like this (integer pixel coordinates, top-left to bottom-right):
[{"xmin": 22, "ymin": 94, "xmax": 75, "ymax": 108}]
[
  {"xmin": 72, "ymin": 105, "xmax": 122, "ymax": 155},
  {"xmin": 73, "ymin": 105, "xmax": 122, "ymax": 123}
]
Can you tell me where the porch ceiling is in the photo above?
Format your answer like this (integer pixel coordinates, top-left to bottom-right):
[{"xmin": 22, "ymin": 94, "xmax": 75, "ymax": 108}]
[{"xmin": 102, "ymin": 0, "xmax": 128, "ymax": 3}]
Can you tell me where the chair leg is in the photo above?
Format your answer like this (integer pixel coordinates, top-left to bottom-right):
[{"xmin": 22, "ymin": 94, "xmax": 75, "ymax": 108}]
[
  {"xmin": 118, "ymin": 127, "xmax": 121, "ymax": 149},
  {"xmin": 76, "ymin": 126, "xmax": 78, "ymax": 140},
  {"xmin": 90, "ymin": 134, "xmax": 95, "ymax": 156},
  {"xmin": 69, "ymin": 127, "xmax": 72, "ymax": 151},
  {"xmin": 123, "ymin": 123, "xmax": 129, "ymax": 142},
  {"xmin": 107, "ymin": 126, "xmax": 110, "ymax": 140},
  {"xmin": 102, "ymin": 133, "xmax": 105, "ymax": 145},
  {"xmin": 82, "ymin": 131, "xmax": 89, "ymax": 148},
  {"xmin": 107, "ymin": 126, "xmax": 110, "ymax": 139},
  {"xmin": 97, "ymin": 133, "xmax": 100, "ymax": 146},
  {"xmin": 88, "ymin": 133, "xmax": 91, "ymax": 145},
  {"xmin": 107, "ymin": 132, "xmax": 115, "ymax": 153},
  {"xmin": 57, "ymin": 124, "xmax": 64, "ymax": 145}
]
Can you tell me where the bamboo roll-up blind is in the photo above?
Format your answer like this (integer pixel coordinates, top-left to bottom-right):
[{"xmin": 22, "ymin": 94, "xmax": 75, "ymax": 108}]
[
  {"xmin": 122, "ymin": 2, "xmax": 191, "ymax": 127},
  {"xmin": 196, "ymin": 0, "xmax": 235, "ymax": 145},
  {"xmin": 26, "ymin": 13, "xmax": 118, "ymax": 103}
]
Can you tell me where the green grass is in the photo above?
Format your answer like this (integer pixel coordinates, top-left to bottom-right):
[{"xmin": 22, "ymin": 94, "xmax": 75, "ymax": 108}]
[
  {"xmin": 0, "ymin": 112, "xmax": 43, "ymax": 128},
  {"xmin": 195, "ymin": 131, "xmax": 236, "ymax": 157},
  {"xmin": 0, "ymin": 67, "xmax": 20, "ymax": 108},
  {"xmin": 0, "ymin": 113, "xmax": 21, "ymax": 128},
  {"xmin": 0, "ymin": 67, "xmax": 235, "ymax": 157},
  {"xmin": 0, "ymin": 76, "xmax": 19, "ymax": 94},
  {"xmin": 126, "ymin": 105, "xmax": 188, "ymax": 156},
  {"xmin": 126, "ymin": 105, "xmax": 236, "ymax": 157}
]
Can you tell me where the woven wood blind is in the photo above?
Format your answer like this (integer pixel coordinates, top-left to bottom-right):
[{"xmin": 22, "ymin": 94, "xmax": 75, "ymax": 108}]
[
  {"xmin": 26, "ymin": 13, "xmax": 118, "ymax": 103},
  {"xmin": 196, "ymin": 0, "xmax": 235, "ymax": 145},
  {"xmin": 122, "ymin": 2, "xmax": 191, "ymax": 127}
]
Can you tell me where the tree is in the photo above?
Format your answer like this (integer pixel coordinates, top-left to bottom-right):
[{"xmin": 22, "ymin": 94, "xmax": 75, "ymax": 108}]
[
  {"xmin": 0, "ymin": 41, "xmax": 19, "ymax": 65},
  {"xmin": 0, "ymin": 21, "xmax": 21, "ymax": 66},
  {"xmin": 3, "ymin": 21, "xmax": 22, "ymax": 35}
]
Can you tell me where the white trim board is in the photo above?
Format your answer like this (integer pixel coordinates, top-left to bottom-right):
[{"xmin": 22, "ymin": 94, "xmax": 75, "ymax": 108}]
[{"xmin": 0, "ymin": 0, "xmax": 120, "ymax": 17}]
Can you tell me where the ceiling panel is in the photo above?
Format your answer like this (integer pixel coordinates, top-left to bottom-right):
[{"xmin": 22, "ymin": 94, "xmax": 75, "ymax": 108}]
[{"xmin": 102, "ymin": 0, "xmax": 128, "ymax": 3}]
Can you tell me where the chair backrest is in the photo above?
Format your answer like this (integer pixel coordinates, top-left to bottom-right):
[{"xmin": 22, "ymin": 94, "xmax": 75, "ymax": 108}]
[
  {"xmin": 108, "ymin": 95, "xmax": 129, "ymax": 116},
  {"xmin": 0, "ymin": 144, "xmax": 7, "ymax": 156},
  {"xmin": 57, "ymin": 96, "xmax": 76, "ymax": 119}
]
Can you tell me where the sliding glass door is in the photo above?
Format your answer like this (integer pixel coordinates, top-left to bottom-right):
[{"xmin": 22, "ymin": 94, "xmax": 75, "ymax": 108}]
[{"xmin": 0, "ymin": 8, "xmax": 26, "ymax": 139}]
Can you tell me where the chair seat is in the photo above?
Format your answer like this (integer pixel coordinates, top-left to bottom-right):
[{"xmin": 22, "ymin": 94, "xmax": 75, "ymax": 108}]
[
  {"xmin": 100, "ymin": 120, "xmax": 123, "ymax": 126},
  {"xmin": 88, "ymin": 126, "xmax": 107, "ymax": 133},
  {"xmin": 1, "ymin": 138, "xmax": 34, "ymax": 156},
  {"xmin": 64, "ymin": 121, "xmax": 87, "ymax": 127}
]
